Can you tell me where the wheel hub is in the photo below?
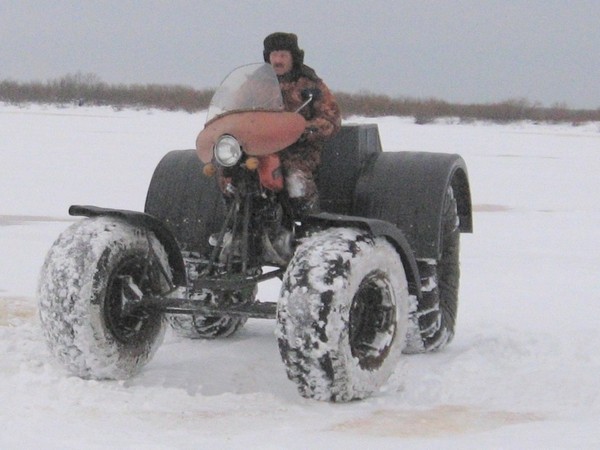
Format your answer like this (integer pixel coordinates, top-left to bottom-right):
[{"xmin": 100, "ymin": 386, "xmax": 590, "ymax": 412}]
[
  {"xmin": 104, "ymin": 256, "xmax": 159, "ymax": 344},
  {"xmin": 349, "ymin": 271, "xmax": 397, "ymax": 370}
]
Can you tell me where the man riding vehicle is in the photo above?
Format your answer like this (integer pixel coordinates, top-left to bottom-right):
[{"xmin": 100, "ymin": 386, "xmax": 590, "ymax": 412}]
[{"xmin": 263, "ymin": 32, "xmax": 341, "ymax": 218}]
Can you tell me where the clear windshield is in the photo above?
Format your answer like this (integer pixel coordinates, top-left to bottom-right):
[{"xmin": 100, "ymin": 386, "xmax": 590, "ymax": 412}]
[{"xmin": 206, "ymin": 63, "xmax": 284, "ymax": 123}]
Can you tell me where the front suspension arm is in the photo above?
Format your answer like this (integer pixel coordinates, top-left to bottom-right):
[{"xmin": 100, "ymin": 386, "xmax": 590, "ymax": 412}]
[{"xmin": 143, "ymin": 295, "xmax": 277, "ymax": 319}]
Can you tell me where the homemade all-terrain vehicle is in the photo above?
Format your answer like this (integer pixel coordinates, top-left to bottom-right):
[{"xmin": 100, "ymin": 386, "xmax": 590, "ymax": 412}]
[{"xmin": 38, "ymin": 63, "xmax": 472, "ymax": 402}]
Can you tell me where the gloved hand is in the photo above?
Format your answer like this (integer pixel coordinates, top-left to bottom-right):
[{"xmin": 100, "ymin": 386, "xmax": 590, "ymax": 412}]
[
  {"xmin": 300, "ymin": 88, "xmax": 322, "ymax": 102},
  {"xmin": 298, "ymin": 125, "xmax": 318, "ymax": 143}
]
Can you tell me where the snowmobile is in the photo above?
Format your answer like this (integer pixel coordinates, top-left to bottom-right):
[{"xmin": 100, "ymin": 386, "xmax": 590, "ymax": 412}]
[{"xmin": 37, "ymin": 63, "xmax": 473, "ymax": 402}]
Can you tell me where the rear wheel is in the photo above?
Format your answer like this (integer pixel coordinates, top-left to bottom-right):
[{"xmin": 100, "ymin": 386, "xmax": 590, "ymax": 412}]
[
  {"xmin": 167, "ymin": 290, "xmax": 252, "ymax": 339},
  {"xmin": 38, "ymin": 217, "xmax": 171, "ymax": 379},
  {"xmin": 405, "ymin": 186, "xmax": 460, "ymax": 353},
  {"xmin": 277, "ymin": 228, "xmax": 409, "ymax": 402}
]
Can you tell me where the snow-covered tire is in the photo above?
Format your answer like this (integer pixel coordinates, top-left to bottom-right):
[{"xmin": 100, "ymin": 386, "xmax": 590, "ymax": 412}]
[
  {"xmin": 37, "ymin": 217, "xmax": 171, "ymax": 379},
  {"xmin": 169, "ymin": 314, "xmax": 246, "ymax": 339},
  {"xmin": 405, "ymin": 186, "xmax": 461, "ymax": 353},
  {"xmin": 276, "ymin": 228, "xmax": 409, "ymax": 402},
  {"xmin": 167, "ymin": 290, "xmax": 251, "ymax": 339}
]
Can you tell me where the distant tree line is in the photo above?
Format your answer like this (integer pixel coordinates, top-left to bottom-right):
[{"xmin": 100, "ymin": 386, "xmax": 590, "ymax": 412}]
[
  {"xmin": 1, "ymin": 73, "xmax": 599, "ymax": 124},
  {"xmin": 0, "ymin": 73, "xmax": 213, "ymax": 113}
]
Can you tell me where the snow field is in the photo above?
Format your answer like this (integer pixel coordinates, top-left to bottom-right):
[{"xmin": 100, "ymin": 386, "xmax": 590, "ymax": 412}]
[{"xmin": 1, "ymin": 103, "xmax": 600, "ymax": 448}]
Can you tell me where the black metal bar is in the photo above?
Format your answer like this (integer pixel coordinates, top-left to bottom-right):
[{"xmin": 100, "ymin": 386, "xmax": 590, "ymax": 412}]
[
  {"xmin": 145, "ymin": 232, "xmax": 175, "ymax": 289},
  {"xmin": 144, "ymin": 296, "xmax": 277, "ymax": 319},
  {"xmin": 207, "ymin": 198, "xmax": 237, "ymax": 273},
  {"xmin": 241, "ymin": 193, "xmax": 251, "ymax": 273},
  {"xmin": 226, "ymin": 197, "xmax": 240, "ymax": 273},
  {"xmin": 191, "ymin": 267, "xmax": 284, "ymax": 291},
  {"xmin": 254, "ymin": 267, "xmax": 285, "ymax": 282}
]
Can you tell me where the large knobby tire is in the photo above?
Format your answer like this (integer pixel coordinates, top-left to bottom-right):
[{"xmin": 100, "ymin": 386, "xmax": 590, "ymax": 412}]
[
  {"xmin": 169, "ymin": 313, "xmax": 247, "ymax": 339},
  {"xmin": 167, "ymin": 291, "xmax": 251, "ymax": 339},
  {"xmin": 405, "ymin": 186, "xmax": 461, "ymax": 353},
  {"xmin": 37, "ymin": 217, "xmax": 172, "ymax": 379},
  {"xmin": 276, "ymin": 228, "xmax": 409, "ymax": 402}
]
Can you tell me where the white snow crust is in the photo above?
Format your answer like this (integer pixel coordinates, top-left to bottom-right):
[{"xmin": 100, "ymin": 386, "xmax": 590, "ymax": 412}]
[{"xmin": 1, "ymin": 103, "xmax": 600, "ymax": 448}]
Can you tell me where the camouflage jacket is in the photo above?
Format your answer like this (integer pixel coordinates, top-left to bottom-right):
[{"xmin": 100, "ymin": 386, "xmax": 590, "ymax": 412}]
[{"xmin": 278, "ymin": 65, "xmax": 341, "ymax": 172}]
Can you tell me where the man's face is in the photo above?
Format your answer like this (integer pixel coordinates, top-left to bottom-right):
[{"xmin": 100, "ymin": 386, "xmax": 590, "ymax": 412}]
[{"xmin": 269, "ymin": 50, "xmax": 293, "ymax": 76}]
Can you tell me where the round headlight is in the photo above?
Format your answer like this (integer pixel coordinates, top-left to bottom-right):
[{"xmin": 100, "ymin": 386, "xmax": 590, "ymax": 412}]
[{"xmin": 214, "ymin": 135, "xmax": 242, "ymax": 167}]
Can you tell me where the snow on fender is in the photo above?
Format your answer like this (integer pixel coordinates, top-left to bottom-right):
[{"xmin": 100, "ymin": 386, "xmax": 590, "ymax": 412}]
[{"xmin": 276, "ymin": 227, "xmax": 409, "ymax": 402}]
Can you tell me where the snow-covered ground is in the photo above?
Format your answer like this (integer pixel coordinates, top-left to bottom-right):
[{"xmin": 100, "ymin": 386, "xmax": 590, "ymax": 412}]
[{"xmin": 1, "ymin": 103, "xmax": 599, "ymax": 449}]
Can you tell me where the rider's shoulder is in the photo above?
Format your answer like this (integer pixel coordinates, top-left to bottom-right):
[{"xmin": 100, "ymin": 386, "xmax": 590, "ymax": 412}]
[{"xmin": 296, "ymin": 65, "xmax": 321, "ymax": 83}]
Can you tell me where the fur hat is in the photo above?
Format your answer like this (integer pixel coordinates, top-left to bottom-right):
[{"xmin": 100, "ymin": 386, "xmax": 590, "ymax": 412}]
[{"xmin": 263, "ymin": 32, "xmax": 304, "ymax": 67}]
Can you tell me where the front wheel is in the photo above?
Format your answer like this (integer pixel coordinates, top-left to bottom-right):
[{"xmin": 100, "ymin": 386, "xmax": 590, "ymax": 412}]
[
  {"xmin": 37, "ymin": 217, "xmax": 172, "ymax": 379},
  {"xmin": 276, "ymin": 228, "xmax": 409, "ymax": 402}
]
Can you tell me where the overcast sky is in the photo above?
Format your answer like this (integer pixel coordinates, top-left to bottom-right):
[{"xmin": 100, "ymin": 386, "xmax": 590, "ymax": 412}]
[{"xmin": 1, "ymin": 0, "xmax": 598, "ymax": 109}]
